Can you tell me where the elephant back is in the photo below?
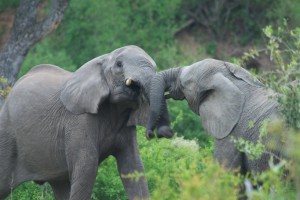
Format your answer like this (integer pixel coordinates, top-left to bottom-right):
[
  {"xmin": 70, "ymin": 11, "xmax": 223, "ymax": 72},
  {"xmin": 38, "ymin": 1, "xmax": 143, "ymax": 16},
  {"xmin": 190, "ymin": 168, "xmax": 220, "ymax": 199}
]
[
  {"xmin": 27, "ymin": 64, "xmax": 71, "ymax": 75},
  {"xmin": 15, "ymin": 64, "xmax": 72, "ymax": 90},
  {"xmin": 5, "ymin": 64, "xmax": 72, "ymax": 117}
]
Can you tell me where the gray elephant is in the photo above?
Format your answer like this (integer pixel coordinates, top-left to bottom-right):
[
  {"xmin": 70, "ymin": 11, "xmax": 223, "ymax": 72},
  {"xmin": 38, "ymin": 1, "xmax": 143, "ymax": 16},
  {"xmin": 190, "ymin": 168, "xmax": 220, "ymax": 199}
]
[
  {"xmin": 146, "ymin": 58, "xmax": 281, "ymax": 174},
  {"xmin": 0, "ymin": 45, "xmax": 172, "ymax": 200}
]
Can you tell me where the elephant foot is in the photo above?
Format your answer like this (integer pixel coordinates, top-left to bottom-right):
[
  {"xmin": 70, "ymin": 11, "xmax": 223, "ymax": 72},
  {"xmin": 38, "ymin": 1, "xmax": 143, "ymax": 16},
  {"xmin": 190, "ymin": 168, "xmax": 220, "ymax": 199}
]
[
  {"xmin": 157, "ymin": 126, "xmax": 173, "ymax": 139},
  {"xmin": 145, "ymin": 126, "xmax": 174, "ymax": 139},
  {"xmin": 145, "ymin": 130, "xmax": 155, "ymax": 139}
]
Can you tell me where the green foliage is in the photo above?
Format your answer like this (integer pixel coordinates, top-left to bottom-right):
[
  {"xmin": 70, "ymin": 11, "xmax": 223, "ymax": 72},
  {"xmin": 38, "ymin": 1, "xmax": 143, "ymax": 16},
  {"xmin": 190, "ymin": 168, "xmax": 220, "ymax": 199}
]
[
  {"xmin": 91, "ymin": 127, "xmax": 296, "ymax": 200},
  {"xmin": 0, "ymin": 76, "xmax": 11, "ymax": 98},
  {"xmin": 138, "ymin": 126, "xmax": 238, "ymax": 200},
  {"xmin": 262, "ymin": 24, "xmax": 300, "ymax": 130},
  {"xmin": 20, "ymin": 38, "xmax": 76, "ymax": 76},
  {"xmin": 244, "ymin": 161, "xmax": 295, "ymax": 200},
  {"xmin": 231, "ymin": 120, "xmax": 269, "ymax": 160},
  {"xmin": 49, "ymin": 0, "xmax": 184, "ymax": 70},
  {"xmin": 205, "ymin": 41, "xmax": 217, "ymax": 55},
  {"xmin": 0, "ymin": 0, "xmax": 19, "ymax": 11},
  {"xmin": 8, "ymin": 182, "xmax": 53, "ymax": 200}
]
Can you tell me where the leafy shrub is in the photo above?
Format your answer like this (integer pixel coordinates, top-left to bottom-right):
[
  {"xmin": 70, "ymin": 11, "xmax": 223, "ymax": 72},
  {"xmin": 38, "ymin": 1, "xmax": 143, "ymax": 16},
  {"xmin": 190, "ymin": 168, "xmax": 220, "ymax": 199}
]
[
  {"xmin": 234, "ymin": 23, "xmax": 300, "ymax": 199},
  {"xmin": 92, "ymin": 127, "xmax": 214, "ymax": 200},
  {"xmin": 261, "ymin": 23, "xmax": 300, "ymax": 198},
  {"xmin": 262, "ymin": 23, "xmax": 300, "ymax": 130},
  {"xmin": 0, "ymin": 0, "xmax": 19, "ymax": 11},
  {"xmin": 145, "ymin": 137, "xmax": 240, "ymax": 200},
  {"xmin": 7, "ymin": 182, "xmax": 53, "ymax": 200},
  {"xmin": 51, "ymin": 0, "xmax": 184, "ymax": 70}
]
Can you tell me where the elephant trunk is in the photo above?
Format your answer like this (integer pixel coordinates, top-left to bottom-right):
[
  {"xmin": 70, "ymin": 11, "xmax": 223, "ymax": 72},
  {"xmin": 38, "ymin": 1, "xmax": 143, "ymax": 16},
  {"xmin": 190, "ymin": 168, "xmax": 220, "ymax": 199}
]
[{"xmin": 146, "ymin": 67, "xmax": 181, "ymax": 138}]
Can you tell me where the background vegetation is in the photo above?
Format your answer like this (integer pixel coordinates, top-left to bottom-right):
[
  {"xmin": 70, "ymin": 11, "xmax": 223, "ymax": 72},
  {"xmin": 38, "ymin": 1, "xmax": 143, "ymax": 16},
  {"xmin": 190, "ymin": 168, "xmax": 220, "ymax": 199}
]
[{"xmin": 0, "ymin": 0, "xmax": 299, "ymax": 199}]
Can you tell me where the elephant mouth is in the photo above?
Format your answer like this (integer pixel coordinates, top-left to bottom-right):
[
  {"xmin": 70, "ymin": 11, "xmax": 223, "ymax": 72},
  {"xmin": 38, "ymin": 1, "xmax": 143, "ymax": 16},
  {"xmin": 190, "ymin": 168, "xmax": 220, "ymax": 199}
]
[
  {"xmin": 110, "ymin": 79, "xmax": 141, "ymax": 103},
  {"xmin": 125, "ymin": 79, "xmax": 141, "ymax": 94}
]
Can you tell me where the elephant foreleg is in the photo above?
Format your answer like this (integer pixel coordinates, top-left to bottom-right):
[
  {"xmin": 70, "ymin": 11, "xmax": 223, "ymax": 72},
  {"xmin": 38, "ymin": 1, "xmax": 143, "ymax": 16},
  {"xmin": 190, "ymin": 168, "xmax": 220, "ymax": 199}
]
[
  {"xmin": 0, "ymin": 159, "xmax": 15, "ymax": 199},
  {"xmin": 0, "ymin": 184, "xmax": 11, "ymax": 200},
  {"xmin": 115, "ymin": 130, "xmax": 150, "ymax": 200},
  {"xmin": 214, "ymin": 138, "xmax": 246, "ymax": 174},
  {"xmin": 49, "ymin": 180, "xmax": 70, "ymax": 200},
  {"xmin": 67, "ymin": 150, "xmax": 98, "ymax": 200}
]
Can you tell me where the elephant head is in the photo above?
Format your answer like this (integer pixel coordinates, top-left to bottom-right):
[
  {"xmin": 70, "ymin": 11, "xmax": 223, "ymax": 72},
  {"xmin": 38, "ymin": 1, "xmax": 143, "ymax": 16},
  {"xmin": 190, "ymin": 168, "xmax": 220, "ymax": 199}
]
[
  {"xmin": 60, "ymin": 45, "xmax": 172, "ymax": 133},
  {"xmin": 146, "ymin": 58, "xmax": 264, "ymax": 139}
]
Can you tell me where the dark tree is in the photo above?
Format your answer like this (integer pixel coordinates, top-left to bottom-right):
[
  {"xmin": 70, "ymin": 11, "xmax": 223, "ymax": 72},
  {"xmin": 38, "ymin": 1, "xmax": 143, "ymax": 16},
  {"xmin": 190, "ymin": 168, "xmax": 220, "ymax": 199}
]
[{"xmin": 0, "ymin": 0, "xmax": 69, "ymax": 88}]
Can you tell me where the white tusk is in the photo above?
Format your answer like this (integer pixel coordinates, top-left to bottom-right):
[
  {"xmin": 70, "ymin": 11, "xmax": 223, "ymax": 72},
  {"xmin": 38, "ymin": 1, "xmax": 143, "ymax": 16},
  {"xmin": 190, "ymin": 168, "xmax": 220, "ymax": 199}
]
[{"xmin": 125, "ymin": 78, "xmax": 132, "ymax": 86}]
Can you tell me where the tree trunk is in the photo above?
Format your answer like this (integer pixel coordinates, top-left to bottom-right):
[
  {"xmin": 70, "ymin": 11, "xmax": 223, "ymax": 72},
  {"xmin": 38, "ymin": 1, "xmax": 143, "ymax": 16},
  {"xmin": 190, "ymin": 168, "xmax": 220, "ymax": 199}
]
[{"xmin": 0, "ymin": 0, "xmax": 69, "ymax": 88}]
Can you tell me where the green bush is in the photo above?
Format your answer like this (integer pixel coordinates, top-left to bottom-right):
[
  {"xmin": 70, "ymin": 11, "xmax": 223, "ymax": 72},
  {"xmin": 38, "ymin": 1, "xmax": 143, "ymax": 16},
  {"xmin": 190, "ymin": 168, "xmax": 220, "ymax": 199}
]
[
  {"xmin": 234, "ymin": 23, "xmax": 300, "ymax": 199},
  {"xmin": 50, "ymin": 0, "xmax": 184, "ymax": 70},
  {"xmin": 0, "ymin": 0, "xmax": 19, "ymax": 11},
  {"xmin": 261, "ymin": 24, "xmax": 300, "ymax": 129},
  {"xmin": 6, "ymin": 123, "xmax": 297, "ymax": 200},
  {"xmin": 8, "ymin": 182, "xmax": 53, "ymax": 200}
]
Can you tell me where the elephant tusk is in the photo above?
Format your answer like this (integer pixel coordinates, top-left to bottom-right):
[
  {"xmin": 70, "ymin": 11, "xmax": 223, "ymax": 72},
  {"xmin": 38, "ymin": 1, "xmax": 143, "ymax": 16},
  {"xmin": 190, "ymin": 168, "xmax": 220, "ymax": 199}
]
[{"xmin": 125, "ymin": 78, "xmax": 132, "ymax": 86}]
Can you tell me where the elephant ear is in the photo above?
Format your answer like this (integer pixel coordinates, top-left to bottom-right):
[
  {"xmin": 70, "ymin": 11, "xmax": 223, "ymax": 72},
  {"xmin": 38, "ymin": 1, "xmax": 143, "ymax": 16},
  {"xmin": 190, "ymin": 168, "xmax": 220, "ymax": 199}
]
[
  {"xmin": 199, "ymin": 73, "xmax": 245, "ymax": 139},
  {"xmin": 60, "ymin": 57, "xmax": 110, "ymax": 114},
  {"xmin": 224, "ymin": 62, "xmax": 264, "ymax": 87},
  {"xmin": 126, "ymin": 98, "xmax": 149, "ymax": 127}
]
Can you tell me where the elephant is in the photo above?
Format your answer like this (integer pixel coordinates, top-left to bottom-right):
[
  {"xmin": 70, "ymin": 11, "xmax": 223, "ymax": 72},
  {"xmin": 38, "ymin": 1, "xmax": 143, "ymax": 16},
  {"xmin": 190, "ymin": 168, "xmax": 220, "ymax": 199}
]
[
  {"xmin": 146, "ymin": 58, "xmax": 282, "ymax": 174},
  {"xmin": 0, "ymin": 45, "xmax": 172, "ymax": 200}
]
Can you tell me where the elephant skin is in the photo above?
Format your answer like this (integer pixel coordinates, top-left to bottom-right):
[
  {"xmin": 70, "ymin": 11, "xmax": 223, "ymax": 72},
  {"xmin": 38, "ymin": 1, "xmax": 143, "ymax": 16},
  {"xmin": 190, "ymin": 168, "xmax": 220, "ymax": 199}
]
[
  {"xmin": 147, "ymin": 58, "xmax": 282, "ymax": 174},
  {"xmin": 0, "ymin": 45, "xmax": 171, "ymax": 200}
]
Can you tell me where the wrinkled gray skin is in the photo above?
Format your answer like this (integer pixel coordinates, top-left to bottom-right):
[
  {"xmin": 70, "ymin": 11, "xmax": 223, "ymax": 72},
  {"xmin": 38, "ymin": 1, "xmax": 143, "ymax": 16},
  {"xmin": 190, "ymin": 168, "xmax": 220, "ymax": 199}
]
[
  {"xmin": 147, "ymin": 59, "xmax": 281, "ymax": 174},
  {"xmin": 0, "ymin": 45, "xmax": 172, "ymax": 200}
]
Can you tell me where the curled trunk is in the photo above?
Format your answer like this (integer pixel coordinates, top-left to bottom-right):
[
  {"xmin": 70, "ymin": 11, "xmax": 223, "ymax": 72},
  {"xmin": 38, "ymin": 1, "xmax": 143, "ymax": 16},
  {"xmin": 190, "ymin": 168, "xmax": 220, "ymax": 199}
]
[
  {"xmin": 143, "ymin": 76, "xmax": 173, "ymax": 139},
  {"xmin": 146, "ymin": 67, "xmax": 182, "ymax": 138}
]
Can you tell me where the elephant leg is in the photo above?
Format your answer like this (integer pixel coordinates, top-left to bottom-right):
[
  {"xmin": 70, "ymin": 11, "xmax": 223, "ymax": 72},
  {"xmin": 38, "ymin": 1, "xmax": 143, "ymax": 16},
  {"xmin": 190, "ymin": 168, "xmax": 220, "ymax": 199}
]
[
  {"xmin": 0, "ymin": 162, "xmax": 12, "ymax": 199},
  {"xmin": 49, "ymin": 180, "xmax": 70, "ymax": 200},
  {"xmin": 213, "ymin": 138, "xmax": 246, "ymax": 174},
  {"xmin": 114, "ymin": 129, "xmax": 149, "ymax": 200},
  {"xmin": 69, "ymin": 162, "xmax": 98, "ymax": 200},
  {"xmin": 245, "ymin": 152, "xmax": 272, "ymax": 174},
  {"xmin": 115, "ymin": 151, "xmax": 149, "ymax": 200},
  {"xmin": 0, "ymin": 181, "xmax": 11, "ymax": 200},
  {"xmin": 64, "ymin": 127, "xmax": 100, "ymax": 200},
  {"xmin": 0, "ymin": 141, "xmax": 15, "ymax": 199}
]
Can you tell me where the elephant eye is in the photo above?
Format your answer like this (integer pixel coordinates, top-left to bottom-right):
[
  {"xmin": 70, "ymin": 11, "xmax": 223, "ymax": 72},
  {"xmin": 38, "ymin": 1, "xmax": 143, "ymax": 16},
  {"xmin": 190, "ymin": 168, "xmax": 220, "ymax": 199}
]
[{"xmin": 116, "ymin": 61, "xmax": 123, "ymax": 68}]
